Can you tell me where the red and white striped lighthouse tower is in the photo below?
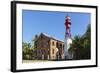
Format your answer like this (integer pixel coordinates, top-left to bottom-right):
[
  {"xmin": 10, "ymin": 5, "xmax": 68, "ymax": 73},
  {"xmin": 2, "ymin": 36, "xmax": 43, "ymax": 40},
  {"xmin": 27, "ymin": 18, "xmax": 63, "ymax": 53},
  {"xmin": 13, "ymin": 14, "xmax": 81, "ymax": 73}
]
[
  {"xmin": 64, "ymin": 16, "xmax": 72, "ymax": 59},
  {"xmin": 65, "ymin": 16, "xmax": 71, "ymax": 37}
]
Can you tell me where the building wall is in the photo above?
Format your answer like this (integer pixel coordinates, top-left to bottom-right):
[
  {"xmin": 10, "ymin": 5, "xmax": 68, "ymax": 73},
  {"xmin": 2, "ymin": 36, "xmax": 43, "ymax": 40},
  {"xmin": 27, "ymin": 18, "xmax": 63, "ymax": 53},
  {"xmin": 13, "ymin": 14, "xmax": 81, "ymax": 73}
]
[
  {"xmin": 34, "ymin": 33, "xmax": 64, "ymax": 60},
  {"xmin": 56, "ymin": 41, "xmax": 64, "ymax": 60},
  {"xmin": 34, "ymin": 34, "xmax": 50, "ymax": 60},
  {"xmin": 49, "ymin": 39, "xmax": 64, "ymax": 60},
  {"xmin": 50, "ymin": 39, "xmax": 58, "ymax": 60}
]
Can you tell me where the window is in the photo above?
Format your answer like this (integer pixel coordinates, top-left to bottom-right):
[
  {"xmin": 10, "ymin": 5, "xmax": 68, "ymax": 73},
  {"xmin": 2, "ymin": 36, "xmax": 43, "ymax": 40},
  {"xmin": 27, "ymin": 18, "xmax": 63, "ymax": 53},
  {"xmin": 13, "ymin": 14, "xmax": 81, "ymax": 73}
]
[
  {"xmin": 52, "ymin": 48, "xmax": 54, "ymax": 54},
  {"xmin": 52, "ymin": 41, "xmax": 55, "ymax": 46},
  {"xmin": 60, "ymin": 44, "xmax": 62, "ymax": 48},
  {"xmin": 56, "ymin": 42, "xmax": 58, "ymax": 48}
]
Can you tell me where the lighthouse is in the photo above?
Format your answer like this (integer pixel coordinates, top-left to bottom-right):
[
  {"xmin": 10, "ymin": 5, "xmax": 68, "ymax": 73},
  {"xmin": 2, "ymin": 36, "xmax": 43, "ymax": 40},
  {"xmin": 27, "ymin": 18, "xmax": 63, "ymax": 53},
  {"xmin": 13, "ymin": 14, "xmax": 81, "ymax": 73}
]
[{"xmin": 64, "ymin": 16, "xmax": 72, "ymax": 59}]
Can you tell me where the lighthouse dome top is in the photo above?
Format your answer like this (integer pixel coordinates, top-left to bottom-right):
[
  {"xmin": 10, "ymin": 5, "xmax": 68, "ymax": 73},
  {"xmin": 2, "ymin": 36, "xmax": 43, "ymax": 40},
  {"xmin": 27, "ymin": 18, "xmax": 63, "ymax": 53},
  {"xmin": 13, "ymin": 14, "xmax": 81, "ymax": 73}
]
[{"xmin": 66, "ymin": 16, "xmax": 71, "ymax": 20}]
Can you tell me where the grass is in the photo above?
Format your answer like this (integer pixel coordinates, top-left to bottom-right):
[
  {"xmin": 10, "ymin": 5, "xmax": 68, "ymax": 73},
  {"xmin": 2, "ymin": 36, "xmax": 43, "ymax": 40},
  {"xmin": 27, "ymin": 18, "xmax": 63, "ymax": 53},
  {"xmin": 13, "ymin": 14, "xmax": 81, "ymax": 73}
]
[{"xmin": 22, "ymin": 60, "xmax": 49, "ymax": 63}]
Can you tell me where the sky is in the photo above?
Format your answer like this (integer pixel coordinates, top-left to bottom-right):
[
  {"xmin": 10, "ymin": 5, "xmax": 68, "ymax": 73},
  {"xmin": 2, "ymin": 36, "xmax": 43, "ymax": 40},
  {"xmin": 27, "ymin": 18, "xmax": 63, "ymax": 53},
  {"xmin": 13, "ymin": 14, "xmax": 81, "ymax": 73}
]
[{"xmin": 22, "ymin": 10, "xmax": 90, "ymax": 43}]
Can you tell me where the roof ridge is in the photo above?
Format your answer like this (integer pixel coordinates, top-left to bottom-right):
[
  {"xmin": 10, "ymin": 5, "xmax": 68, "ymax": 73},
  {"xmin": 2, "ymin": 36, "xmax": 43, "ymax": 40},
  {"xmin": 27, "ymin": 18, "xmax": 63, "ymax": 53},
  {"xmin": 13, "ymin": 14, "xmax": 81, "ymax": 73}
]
[{"xmin": 41, "ymin": 33, "xmax": 64, "ymax": 42}]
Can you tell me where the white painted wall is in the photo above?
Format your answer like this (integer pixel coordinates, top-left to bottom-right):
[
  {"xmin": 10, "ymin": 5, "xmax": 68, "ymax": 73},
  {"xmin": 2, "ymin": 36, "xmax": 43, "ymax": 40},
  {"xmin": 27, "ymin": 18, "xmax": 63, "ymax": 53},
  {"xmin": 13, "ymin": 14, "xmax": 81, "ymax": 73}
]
[{"xmin": 0, "ymin": 0, "xmax": 99, "ymax": 73}]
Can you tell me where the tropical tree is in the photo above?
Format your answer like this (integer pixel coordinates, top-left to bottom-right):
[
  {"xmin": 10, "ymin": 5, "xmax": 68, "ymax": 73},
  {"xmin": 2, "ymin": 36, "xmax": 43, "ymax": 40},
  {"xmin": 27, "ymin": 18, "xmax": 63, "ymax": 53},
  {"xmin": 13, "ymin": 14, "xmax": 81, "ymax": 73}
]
[
  {"xmin": 22, "ymin": 42, "xmax": 32, "ymax": 60},
  {"xmin": 69, "ymin": 24, "xmax": 91, "ymax": 59},
  {"xmin": 31, "ymin": 34, "xmax": 38, "ymax": 49},
  {"xmin": 82, "ymin": 24, "xmax": 91, "ymax": 59},
  {"xmin": 22, "ymin": 34, "xmax": 40, "ymax": 60}
]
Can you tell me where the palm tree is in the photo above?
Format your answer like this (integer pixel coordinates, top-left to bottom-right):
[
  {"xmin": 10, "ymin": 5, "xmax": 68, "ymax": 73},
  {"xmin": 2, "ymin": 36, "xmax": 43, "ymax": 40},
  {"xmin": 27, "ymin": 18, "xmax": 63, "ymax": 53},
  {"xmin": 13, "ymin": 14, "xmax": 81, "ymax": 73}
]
[
  {"xmin": 82, "ymin": 24, "xmax": 91, "ymax": 59},
  {"xmin": 69, "ymin": 24, "xmax": 91, "ymax": 60},
  {"xmin": 69, "ymin": 36, "xmax": 84, "ymax": 59}
]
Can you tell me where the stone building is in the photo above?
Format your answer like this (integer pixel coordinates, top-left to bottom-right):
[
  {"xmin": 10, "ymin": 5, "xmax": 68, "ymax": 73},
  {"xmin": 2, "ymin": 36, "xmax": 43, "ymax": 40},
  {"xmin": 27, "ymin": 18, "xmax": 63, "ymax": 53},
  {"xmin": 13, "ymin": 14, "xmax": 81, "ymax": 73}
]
[{"xmin": 33, "ymin": 33, "xmax": 64, "ymax": 60}]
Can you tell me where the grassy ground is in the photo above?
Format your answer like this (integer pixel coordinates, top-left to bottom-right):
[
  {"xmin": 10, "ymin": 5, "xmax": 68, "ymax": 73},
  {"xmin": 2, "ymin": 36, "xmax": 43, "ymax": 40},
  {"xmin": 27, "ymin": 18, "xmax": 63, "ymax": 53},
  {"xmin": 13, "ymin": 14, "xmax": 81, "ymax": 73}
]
[{"xmin": 22, "ymin": 60, "xmax": 49, "ymax": 63}]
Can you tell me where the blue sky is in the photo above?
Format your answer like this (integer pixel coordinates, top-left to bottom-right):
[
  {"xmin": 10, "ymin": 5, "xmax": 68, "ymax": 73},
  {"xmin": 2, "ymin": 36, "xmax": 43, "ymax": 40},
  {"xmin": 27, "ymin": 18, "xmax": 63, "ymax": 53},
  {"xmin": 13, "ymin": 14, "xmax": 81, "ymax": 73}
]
[{"xmin": 22, "ymin": 10, "xmax": 90, "ymax": 43}]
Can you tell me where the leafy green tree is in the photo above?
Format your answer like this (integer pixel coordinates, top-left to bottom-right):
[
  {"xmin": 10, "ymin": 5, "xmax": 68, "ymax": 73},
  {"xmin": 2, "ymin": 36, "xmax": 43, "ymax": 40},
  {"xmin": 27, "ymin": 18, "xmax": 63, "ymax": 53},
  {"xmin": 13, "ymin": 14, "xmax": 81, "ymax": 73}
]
[
  {"xmin": 69, "ymin": 24, "xmax": 91, "ymax": 59},
  {"xmin": 82, "ymin": 24, "xmax": 91, "ymax": 59},
  {"xmin": 31, "ymin": 34, "xmax": 38, "ymax": 50},
  {"xmin": 22, "ymin": 42, "xmax": 32, "ymax": 60},
  {"xmin": 22, "ymin": 34, "xmax": 39, "ymax": 60}
]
